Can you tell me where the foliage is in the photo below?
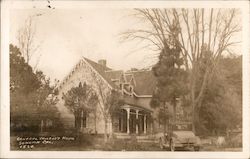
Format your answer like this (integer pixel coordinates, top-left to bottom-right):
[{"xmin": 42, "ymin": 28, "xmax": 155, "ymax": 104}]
[
  {"xmin": 101, "ymin": 89, "xmax": 124, "ymax": 121},
  {"xmin": 152, "ymin": 45, "xmax": 188, "ymax": 105},
  {"xmin": 63, "ymin": 82, "xmax": 98, "ymax": 130},
  {"xmin": 197, "ymin": 55, "xmax": 242, "ymax": 135},
  {"xmin": 219, "ymin": 55, "xmax": 242, "ymax": 97},
  {"xmin": 97, "ymin": 86, "xmax": 124, "ymax": 142},
  {"xmin": 10, "ymin": 44, "xmax": 40, "ymax": 94},
  {"xmin": 124, "ymin": 8, "xmax": 241, "ymax": 134},
  {"xmin": 10, "ymin": 44, "xmax": 61, "ymax": 133},
  {"xmin": 150, "ymin": 23, "xmax": 188, "ymax": 133}
]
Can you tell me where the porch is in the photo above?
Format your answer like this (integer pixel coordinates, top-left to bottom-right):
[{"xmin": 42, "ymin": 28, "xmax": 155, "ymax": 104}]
[{"xmin": 113, "ymin": 105, "xmax": 153, "ymax": 135}]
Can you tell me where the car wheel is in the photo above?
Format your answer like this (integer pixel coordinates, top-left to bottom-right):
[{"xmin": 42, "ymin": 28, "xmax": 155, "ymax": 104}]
[
  {"xmin": 159, "ymin": 137, "xmax": 164, "ymax": 149},
  {"xmin": 170, "ymin": 139, "xmax": 175, "ymax": 151}
]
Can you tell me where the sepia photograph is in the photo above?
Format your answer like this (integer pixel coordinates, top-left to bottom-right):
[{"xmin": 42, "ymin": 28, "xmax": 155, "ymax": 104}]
[{"xmin": 1, "ymin": 0, "xmax": 250, "ymax": 158}]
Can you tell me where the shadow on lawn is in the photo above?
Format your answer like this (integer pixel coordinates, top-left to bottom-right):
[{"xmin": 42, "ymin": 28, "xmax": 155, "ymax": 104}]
[
  {"xmin": 102, "ymin": 136, "xmax": 161, "ymax": 151},
  {"xmin": 11, "ymin": 132, "xmax": 242, "ymax": 151},
  {"xmin": 11, "ymin": 132, "xmax": 162, "ymax": 151}
]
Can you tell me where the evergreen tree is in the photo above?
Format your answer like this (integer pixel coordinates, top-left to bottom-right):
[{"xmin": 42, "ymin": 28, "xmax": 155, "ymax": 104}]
[
  {"xmin": 10, "ymin": 44, "xmax": 61, "ymax": 133},
  {"xmin": 198, "ymin": 55, "xmax": 242, "ymax": 135},
  {"xmin": 150, "ymin": 25, "xmax": 188, "ymax": 133}
]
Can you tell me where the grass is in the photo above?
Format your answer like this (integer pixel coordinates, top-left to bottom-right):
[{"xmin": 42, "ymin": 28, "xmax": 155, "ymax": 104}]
[
  {"xmin": 102, "ymin": 139, "xmax": 162, "ymax": 151},
  {"xmin": 11, "ymin": 133, "xmax": 162, "ymax": 151},
  {"xmin": 10, "ymin": 132, "xmax": 242, "ymax": 151}
]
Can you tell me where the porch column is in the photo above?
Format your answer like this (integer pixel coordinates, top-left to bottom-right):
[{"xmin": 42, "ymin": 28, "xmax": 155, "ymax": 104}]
[
  {"xmin": 150, "ymin": 113, "xmax": 153, "ymax": 134},
  {"xmin": 80, "ymin": 110, "xmax": 84, "ymax": 131},
  {"xmin": 144, "ymin": 114, "xmax": 147, "ymax": 134},
  {"xmin": 125, "ymin": 108, "xmax": 130, "ymax": 134},
  {"xmin": 136, "ymin": 110, "xmax": 139, "ymax": 134}
]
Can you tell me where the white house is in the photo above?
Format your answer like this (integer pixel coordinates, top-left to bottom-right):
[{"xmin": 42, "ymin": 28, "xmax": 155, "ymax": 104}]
[{"xmin": 55, "ymin": 57, "xmax": 180, "ymax": 135}]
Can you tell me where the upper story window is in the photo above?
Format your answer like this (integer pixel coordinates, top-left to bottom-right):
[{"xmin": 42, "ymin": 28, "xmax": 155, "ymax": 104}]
[
  {"xmin": 129, "ymin": 85, "xmax": 134, "ymax": 96},
  {"xmin": 129, "ymin": 85, "xmax": 133, "ymax": 92}
]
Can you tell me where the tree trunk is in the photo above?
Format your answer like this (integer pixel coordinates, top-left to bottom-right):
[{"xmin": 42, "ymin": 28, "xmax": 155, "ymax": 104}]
[
  {"xmin": 190, "ymin": 64, "xmax": 197, "ymax": 134},
  {"xmin": 192, "ymin": 102, "xmax": 196, "ymax": 134},
  {"xmin": 104, "ymin": 118, "xmax": 108, "ymax": 143},
  {"xmin": 74, "ymin": 114, "xmax": 81, "ymax": 141},
  {"xmin": 192, "ymin": 103, "xmax": 201, "ymax": 135},
  {"xmin": 173, "ymin": 97, "xmax": 177, "ymax": 124},
  {"xmin": 192, "ymin": 69, "xmax": 209, "ymax": 135},
  {"xmin": 40, "ymin": 119, "xmax": 44, "ymax": 133},
  {"xmin": 163, "ymin": 116, "xmax": 166, "ymax": 135},
  {"xmin": 110, "ymin": 117, "xmax": 115, "ymax": 138},
  {"xmin": 74, "ymin": 111, "xmax": 78, "ymax": 129},
  {"xmin": 167, "ymin": 117, "xmax": 170, "ymax": 134},
  {"xmin": 94, "ymin": 111, "xmax": 97, "ymax": 134},
  {"xmin": 75, "ymin": 116, "xmax": 77, "ymax": 129},
  {"xmin": 163, "ymin": 103, "xmax": 167, "ymax": 134}
]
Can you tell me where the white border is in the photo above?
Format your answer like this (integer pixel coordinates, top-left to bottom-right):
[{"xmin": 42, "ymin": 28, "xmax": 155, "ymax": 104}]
[{"xmin": 1, "ymin": 0, "xmax": 249, "ymax": 158}]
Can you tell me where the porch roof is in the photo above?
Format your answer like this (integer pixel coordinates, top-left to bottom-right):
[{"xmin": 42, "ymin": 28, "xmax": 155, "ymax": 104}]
[
  {"xmin": 120, "ymin": 94, "xmax": 153, "ymax": 111},
  {"xmin": 120, "ymin": 104, "xmax": 153, "ymax": 114},
  {"xmin": 120, "ymin": 97, "xmax": 153, "ymax": 113}
]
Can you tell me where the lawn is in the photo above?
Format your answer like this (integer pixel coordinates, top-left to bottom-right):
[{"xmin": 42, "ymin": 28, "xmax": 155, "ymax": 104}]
[
  {"xmin": 11, "ymin": 133, "xmax": 162, "ymax": 151},
  {"xmin": 10, "ymin": 132, "xmax": 242, "ymax": 151}
]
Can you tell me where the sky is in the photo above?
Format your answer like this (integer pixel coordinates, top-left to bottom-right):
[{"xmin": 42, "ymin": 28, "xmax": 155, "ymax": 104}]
[
  {"xmin": 9, "ymin": 1, "xmax": 243, "ymax": 82},
  {"xmin": 10, "ymin": 8, "xmax": 156, "ymax": 81}
]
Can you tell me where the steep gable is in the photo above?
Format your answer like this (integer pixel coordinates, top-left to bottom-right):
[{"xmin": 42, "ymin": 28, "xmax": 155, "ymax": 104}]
[
  {"xmin": 56, "ymin": 58, "xmax": 114, "ymax": 130},
  {"xmin": 59, "ymin": 57, "xmax": 157, "ymax": 97},
  {"xmin": 105, "ymin": 70, "xmax": 123, "ymax": 81},
  {"xmin": 83, "ymin": 58, "xmax": 119, "ymax": 89},
  {"xmin": 127, "ymin": 70, "xmax": 157, "ymax": 96}
]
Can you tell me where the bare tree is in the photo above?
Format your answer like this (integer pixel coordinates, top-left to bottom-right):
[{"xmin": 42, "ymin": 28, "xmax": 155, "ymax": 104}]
[
  {"xmin": 122, "ymin": 9, "xmax": 241, "ymax": 133},
  {"xmin": 97, "ymin": 85, "xmax": 123, "ymax": 143},
  {"xmin": 17, "ymin": 15, "xmax": 41, "ymax": 66}
]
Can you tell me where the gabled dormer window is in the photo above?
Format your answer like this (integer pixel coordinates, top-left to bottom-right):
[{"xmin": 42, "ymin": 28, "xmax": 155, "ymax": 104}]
[
  {"xmin": 129, "ymin": 85, "xmax": 133, "ymax": 92},
  {"xmin": 130, "ymin": 76, "xmax": 136, "ymax": 87},
  {"xmin": 129, "ymin": 85, "xmax": 134, "ymax": 96}
]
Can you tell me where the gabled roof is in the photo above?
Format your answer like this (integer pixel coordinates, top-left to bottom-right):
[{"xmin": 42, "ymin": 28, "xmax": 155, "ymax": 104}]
[
  {"xmin": 83, "ymin": 58, "xmax": 119, "ymax": 89},
  {"xmin": 84, "ymin": 57, "xmax": 112, "ymax": 72},
  {"xmin": 126, "ymin": 70, "xmax": 156, "ymax": 96},
  {"xmin": 121, "ymin": 94, "xmax": 153, "ymax": 112},
  {"xmin": 84, "ymin": 57, "xmax": 156, "ymax": 96},
  {"xmin": 105, "ymin": 70, "xmax": 123, "ymax": 81},
  {"xmin": 124, "ymin": 74, "xmax": 133, "ymax": 83}
]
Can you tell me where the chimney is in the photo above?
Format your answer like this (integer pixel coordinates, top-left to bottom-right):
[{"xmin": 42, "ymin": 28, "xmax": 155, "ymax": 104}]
[
  {"xmin": 130, "ymin": 68, "xmax": 138, "ymax": 72},
  {"xmin": 98, "ymin": 59, "xmax": 107, "ymax": 67}
]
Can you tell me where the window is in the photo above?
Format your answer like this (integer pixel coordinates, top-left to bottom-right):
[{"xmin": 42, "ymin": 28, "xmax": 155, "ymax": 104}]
[
  {"xmin": 82, "ymin": 115, "xmax": 87, "ymax": 128},
  {"xmin": 120, "ymin": 83, "xmax": 123, "ymax": 90},
  {"xmin": 129, "ymin": 85, "xmax": 133, "ymax": 91},
  {"xmin": 46, "ymin": 119, "xmax": 53, "ymax": 127}
]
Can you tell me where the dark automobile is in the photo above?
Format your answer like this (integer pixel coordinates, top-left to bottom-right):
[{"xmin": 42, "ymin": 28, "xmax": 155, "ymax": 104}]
[{"xmin": 156, "ymin": 122, "xmax": 201, "ymax": 151}]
